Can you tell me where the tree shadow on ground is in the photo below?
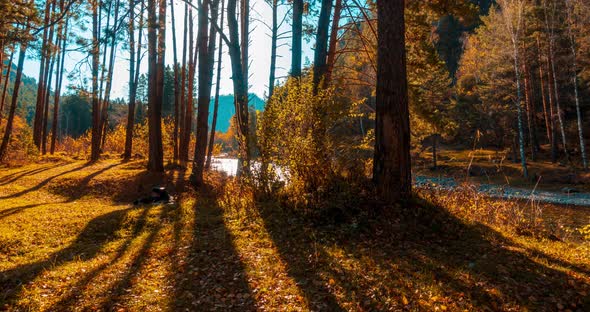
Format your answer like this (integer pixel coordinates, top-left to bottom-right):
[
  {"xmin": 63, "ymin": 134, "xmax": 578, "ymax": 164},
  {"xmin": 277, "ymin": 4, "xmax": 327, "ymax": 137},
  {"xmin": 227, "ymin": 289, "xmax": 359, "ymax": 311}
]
[
  {"xmin": 255, "ymin": 197, "xmax": 590, "ymax": 311},
  {"xmin": 0, "ymin": 163, "xmax": 62, "ymax": 186},
  {"xmin": 0, "ymin": 206, "xmax": 139, "ymax": 305},
  {"xmin": 171, "ymin": 187, "xmax": 256, "ymax": 311}
]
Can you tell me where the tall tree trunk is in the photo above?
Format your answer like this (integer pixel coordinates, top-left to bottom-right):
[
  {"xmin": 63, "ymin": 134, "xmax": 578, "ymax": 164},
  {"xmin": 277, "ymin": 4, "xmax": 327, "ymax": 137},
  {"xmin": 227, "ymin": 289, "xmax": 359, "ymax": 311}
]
[
  {"xmin": 206, "ymin": 0, "xmax": 225, "ymax": 169},
  {"xmin": 180, "ymin": 5, "xmax": 195, "ymax": 165},
  {"xmin": 42, "ymin": 31, "xmax": 58, "ymax": 155},
  {"xmin": 124, "ymin": 0, "xmax": 139, "ymax": 160},
  {"xmin": 241, "ymin": 0, "xmax": 249, "ymax": 90},
  {"xmin": 566, "ymin": 3, "xmax": 587, "ymax": 169},
  {"xmin": 536, "ymin": 35, "xmax": 552, "ymax": 150},
  {"xmin": 33, "ymin": 0, "xmax": 53, "ymax": 149},
  {"xmin": 312, "ymin": 0, "xmax": 333, "ymax": 94},
  {"xmin": 0, "ymin": 48, "xmax": 14, "ymax": 123},
  {"xmin": 522, "ymin": 39, "xmax": 538, "ymax": 161},
  {"xmin": 147, "ymin": 0, "xmax": 165, "ymax": 172},
  {"xmin": 544, "ymin": 2, "xmax": 569, "ymax": 163},
  {"xmin": 170, "ymin": 0, "xmax": 180, "ymax": 163},
  {"xmin": 51, "ymin": 15, "xmax": 68, "ymax": 155},
  {"xmin": 191, "ymin": 0, "xmax": 220, "ymax": 187},
  {"xmin": 227, "ymin": 0, "xmax": 250, "ymax": 176},
  {"xmin": 178, "ymin": 2, "xmax": 189, "ymax": 164},
  {"xmin": 0, "ymin": 42, "xmax": 27, "ymax": 162},
  {"xmin": 91, "ymin": 0, "xmax": 101, "ymax": 162},
  {"xmin": 325, "ymin": 0, "xmax": 342, "ymax": 86},
  {"xmin": 100, "ymin": 0, "xmax": 121, "ymax": 150},
  {"xmin": 268, "ymin": 0, "xmax": 277, "ymax": 98},
  {"xmin": 291, "ymin": 0, "xmax": 303, "ymax": 78},
  {"xmin": 373, "ymin": 0, "xmax": 411, "ymax": 202}
]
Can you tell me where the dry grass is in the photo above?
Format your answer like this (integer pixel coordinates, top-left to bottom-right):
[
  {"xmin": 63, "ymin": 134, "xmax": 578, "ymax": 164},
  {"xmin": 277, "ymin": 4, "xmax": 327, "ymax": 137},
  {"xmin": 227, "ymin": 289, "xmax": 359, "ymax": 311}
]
[{"xmin": 0, "ymin": 158, "xmax": 589, "ymax": 311}]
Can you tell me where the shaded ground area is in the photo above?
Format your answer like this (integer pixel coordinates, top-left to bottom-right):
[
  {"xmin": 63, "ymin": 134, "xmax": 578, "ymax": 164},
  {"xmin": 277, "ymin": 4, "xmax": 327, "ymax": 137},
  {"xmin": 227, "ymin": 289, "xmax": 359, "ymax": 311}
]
[{"xmin": 0, "ymin": 159, "xmax": 589, "ymax": 311}]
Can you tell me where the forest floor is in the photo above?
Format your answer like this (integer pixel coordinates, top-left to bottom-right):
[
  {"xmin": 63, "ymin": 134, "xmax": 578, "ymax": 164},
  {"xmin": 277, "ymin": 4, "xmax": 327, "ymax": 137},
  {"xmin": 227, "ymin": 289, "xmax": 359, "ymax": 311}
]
[{"xmin": 1, "ymin": 158, "xmax": 590, "ymax": 311}]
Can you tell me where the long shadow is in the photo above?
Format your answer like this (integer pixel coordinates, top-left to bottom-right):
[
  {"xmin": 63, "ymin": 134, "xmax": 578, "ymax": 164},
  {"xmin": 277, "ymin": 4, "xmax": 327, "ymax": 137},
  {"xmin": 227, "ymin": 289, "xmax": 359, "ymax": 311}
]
[
  {"xmin": 0, "ymin": 163, "xmax": 62, "ymax": 186},
  {"xmin": 46, "ymin": 204, "xmax": 158, "ymax": 310},
  {"xmin": 0, "ymin": 203, "xmax": 51, "ymax": 221},
  {"xmin": 171, "ymin": 189, "xmax": 256, "ymax": 311},
  {"xmin": 0, "ymin": 207, "xmax": 134, "ymax": 305},
  {"xmin": 256, "ymin": 197, "xmax": 590, "ymax": 311},
  {"xmin": 0, "ymin": 163, "xmax": 88, "ymax": 200}
]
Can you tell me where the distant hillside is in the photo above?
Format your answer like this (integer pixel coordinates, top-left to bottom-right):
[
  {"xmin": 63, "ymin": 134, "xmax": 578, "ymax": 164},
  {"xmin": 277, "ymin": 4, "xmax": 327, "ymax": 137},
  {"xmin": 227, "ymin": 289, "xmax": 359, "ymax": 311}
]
[
  {"xmin": 2, "ymin": 59, "xmax": 39, "ymax": 122},
  {"xmin": 208, "ymin": 94, "xmax": 265, "ymax": 133}
]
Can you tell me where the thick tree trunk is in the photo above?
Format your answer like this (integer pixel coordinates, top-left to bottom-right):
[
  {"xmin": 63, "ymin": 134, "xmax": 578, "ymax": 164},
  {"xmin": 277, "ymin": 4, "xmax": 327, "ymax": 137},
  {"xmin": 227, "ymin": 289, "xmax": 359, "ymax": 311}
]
[
  {"xmin": 312, "ymin": 0, "xmax": 333, "ymax": 94},
  {"xmin": 91, "ymin": 0, "xmax": 101, "ymax": 162},
  {"xmin": 191, "ymin": 0, "xmax": 220, "ymax": 187},
  {"xmin": 206, "ymin": 0, "xmax": 225, "ymax": 170},
  {"xmin": 325, "ymin": 0, "xmax": 343, "ymax": 86},
  {"xmin": 291, "ymin": 0, "xmax": 303, "ymax": 78},
  {"xmin": 0, "ymin": 43, "xmax": 27, "ymax": 162},
  {"xmin": 373, "ymin": 0, "xmax": 412, "ymax": 202},
  {"xmin": 228, "ymin": 0, "xmax": 250, "ymax": 176},
  {"xmin": 147, "ymin": 0, "xmax": 165, "ymax": 172}
]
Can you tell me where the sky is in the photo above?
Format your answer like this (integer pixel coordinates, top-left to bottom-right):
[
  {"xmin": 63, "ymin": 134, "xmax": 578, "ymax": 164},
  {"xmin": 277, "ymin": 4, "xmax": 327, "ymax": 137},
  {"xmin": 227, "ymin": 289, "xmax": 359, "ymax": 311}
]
[{"xmin": 22, "ymin": 0, "xmax": 315, "ymax": 100}]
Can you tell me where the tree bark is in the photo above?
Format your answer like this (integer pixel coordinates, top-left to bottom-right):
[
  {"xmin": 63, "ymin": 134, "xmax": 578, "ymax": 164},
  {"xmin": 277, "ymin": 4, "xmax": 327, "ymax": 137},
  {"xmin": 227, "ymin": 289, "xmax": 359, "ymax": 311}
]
[
  {"xmin": 206, "ymin": 0, "xmax": 225, "ymax": 170},
  {"xmin": 536, "ymin": 35, "xmax": 552, "ymax": 150},
  {"xmin": 180, "ymin": 4, "xmax": 195, "ymax": 165},
  {"xmin": 33, "ymin": 0, "xmax": 53, "ymax": 149},
  {"xmin": 51, "ymin": 14, "xmax": 68, "ymax": 155},
  {"xmin": 227, "ymin": 0, "xmax": 251, "ymax": 176},
  {"xmin": 268, "ymin": 0, "xmax": 277, "ymax": 98},
  {"xmin": 147, "ymin": 0, "xmax": 165, "ymax": 172},
  {"xmin": 325, "ymin": 0, "xmax": 343, "ymax": 87},
  {"xmin": 91, "ymin": 0, "xmax": 101, "ymax": 162},
  {"xmin": 291, "ymin": 0, "xmax": 303, "ymax": 77},
  {"xmin": 312, "ymin": 0, "xmax": 333, "ymax": 94},
  {"xmin": 170, "ymin": 0, "xmax": 180, "ymax": 163},
  {"xmin": 0, "ymin": 42, "xmax": 27, "ymax": 162},
  {"xmin": 0, "ymin": 48, "xmax": 14, "ymax": 123},
  {"xmin": 373, "ymin": 0, "xmax": 412, "ymax": 202},
  {"xmin": 124, "ymin": 0, "xmax": 139, "ymax": 160}
]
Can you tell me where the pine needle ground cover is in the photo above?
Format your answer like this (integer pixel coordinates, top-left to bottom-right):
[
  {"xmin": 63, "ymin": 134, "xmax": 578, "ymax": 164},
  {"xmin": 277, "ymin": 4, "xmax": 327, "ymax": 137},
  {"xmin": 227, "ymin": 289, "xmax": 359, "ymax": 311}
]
[{"xmin": 0, "ymin": 159, "xmax": 589, "ymax": 311}]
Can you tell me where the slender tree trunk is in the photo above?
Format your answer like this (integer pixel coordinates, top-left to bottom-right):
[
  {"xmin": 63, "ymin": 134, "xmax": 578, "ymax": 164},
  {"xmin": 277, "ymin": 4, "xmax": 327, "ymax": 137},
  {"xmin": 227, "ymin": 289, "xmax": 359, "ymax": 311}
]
[
  {"xmin": 536, "ymin": 35, "xmax": 552, "ymax": 150},
  {"xmin": 241, "ymin": 0, "xmax": 249, "ymax": 90},
  {"xmin": 124, "ymin": 0, "xmax": 138, "ymax": 160},
  {"xmin": 546, "ymin": 45, "xmax": 558, "ymax": 162},
  {"xmin": 0, "ymin": 42, "xmax": 27, "ymax": 162},
  {"xmin": 373, "ymin": 0, "xmax": 411, "ymax": 202},
  {"xmin": 0, "ymin": 48, "xmax": 14, "ymax": 123},
  {"xmin": 268, "ymin": 0, "xmax": 277, "ymax": 98},
  {"xmin": 544, "ymin": 2, "xmax": 569, "ymax": 163},
  {"xmin": 206, "ymin": 0, "xmax": 225, "ymax": 170},
  {"xmin": 91, "ymin": 0, "xmax": 102, "ymax": 162},
  {"xmin": 178, "ymin": 2, "xmax": 189, "ymax": 163},
  {"xmin": 42, "ymin": 31, "xmax": 58, "ymax": 155},
  {"xmin": 180, "ymin": 5, "xmax": 194, "ymax": 165},
  {"xmin": 33, "ymin": 0, "xmax": 53, "ymax": 149},
  {"xmin": 325, "ymin": 0, "xmax": 343, "ymax": 86},
  {"xmin": 312, "ymin": 0, "xmax": 333, "ymax": 94},
  {"xmin": 291, "ymin": 0, "xmax": 303, "ymax": 77},
  {"xmin": 100, "ymin": 0, "xmax": 121, "ymax": 150},
  {"xmin": 512, "ymin": 37, "xmax": 529, "ymax": 178},
  {"xmin": 170, "ymin": 0, "xmax": 180, "ymax": 163},
  {"xmin": 51, "ymin": 16, "xmax": 68, "ymax": 155},
  {"xmin": 522, "ymin": 39, "xmax": 538, "ymax": 161},
  {"xmin": 566, "ymin": 4, "xmax": 587, "ymax": 169}
]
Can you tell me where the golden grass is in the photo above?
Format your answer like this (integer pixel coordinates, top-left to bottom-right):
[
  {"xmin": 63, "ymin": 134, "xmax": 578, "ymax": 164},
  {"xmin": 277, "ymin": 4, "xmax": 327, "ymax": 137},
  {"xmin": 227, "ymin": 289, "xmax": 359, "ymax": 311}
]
[{"xmin": 0, "ymin": 158, "xmax": 589, "ymax": 311}]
